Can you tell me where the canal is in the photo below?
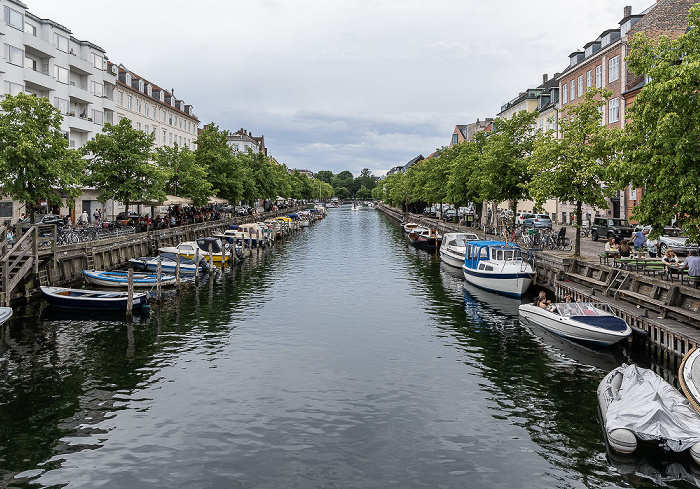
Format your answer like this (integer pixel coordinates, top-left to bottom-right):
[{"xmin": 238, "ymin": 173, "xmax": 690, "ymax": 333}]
[{"xmin": 0, "ymin": 206, "xmax": 695, "ymax": 488}]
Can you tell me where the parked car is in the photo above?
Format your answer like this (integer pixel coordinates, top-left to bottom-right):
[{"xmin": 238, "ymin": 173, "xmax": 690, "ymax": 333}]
[
  {"xmin": 234, "ymin": 206, "xmax": 249, "ymax": 216},
  {"xmin": 523, "ymin": 213, "xmax": 553, "ymax": 229},
  {"xmin": 442, "ymin": 209, "xmax": 457, "ymax": 221},
  {"xmin": 590, "ymin": 217, "xmax": 635, "ymax": 241},
  {"xmin": 19, "ymin": 214, "xmax": 63, "ymax": 226},
  {"xmin": 646, "ymin": 226, "xmax": 699, "ymax": 256},
  {"xmin": 516, "ymin": 213, "xmax": 534, "ymax": 226},
  {"xmin": 115, "ymin": 211, "xmax": 142, "ymax": 222}
]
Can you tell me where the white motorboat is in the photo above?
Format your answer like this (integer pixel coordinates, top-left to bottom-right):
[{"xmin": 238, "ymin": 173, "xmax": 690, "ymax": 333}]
[
  {"xmin": 159, "ymin": 237, "xmax": 232, "ymax": 263},
  {"xmin": 401, "ymin": 222, "xmax": 420, "ymax": 234},
  {"xmin": 461, "ymin": 240, "xmax": 533, "ymax": 297},
  {"xmin": 519, "ymin": 302, "xmax": 632, "ymax": 346},
  {"xmin": 598, "ymin": 364, "xmax": 700, "ymax": 464},
  {"xmin": 439, "ymin": 232, "xmax": 479, "ymax": 268},
  {"xmin": 0, "ymin": 307, "xmax": 12, "ymax": 326}
]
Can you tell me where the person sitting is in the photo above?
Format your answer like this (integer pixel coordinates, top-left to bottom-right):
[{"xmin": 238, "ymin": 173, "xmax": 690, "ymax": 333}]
[
  {"xmin": 663, "ymin": 249, "xmax": 680, "ymax": 275},
  {"xmin": 604, "ymin": 237, "xmax": 619, "ymax": 255},
  {"xmin": 683, "ymin": 250, "xmax": 700, "ymax": 278},
  {"xmin": 618, "ymin": 239, "xmax": 631, "ymax": 258},
  {"xmin": 534, "ymin": 291, "xmax": 551, "ymax": 309},
  {"xmin": 563, "ymin": 292, "xmax": 574, "ymax": 303}
]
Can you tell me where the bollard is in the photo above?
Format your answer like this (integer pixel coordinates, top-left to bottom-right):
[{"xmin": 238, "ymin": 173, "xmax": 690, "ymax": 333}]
[{"xmin": 127, "ymin": 268, "xmax": 134, "ymax": 317}]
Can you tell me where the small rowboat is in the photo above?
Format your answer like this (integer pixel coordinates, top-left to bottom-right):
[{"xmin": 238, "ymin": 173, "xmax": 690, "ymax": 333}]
[
  {"xmin": 40, "ymin": 286, "xmax": 149, "ymax": 310},
  {"xmin": 83, "ymin": 270, "xmax": 176, "ymax": 288}
]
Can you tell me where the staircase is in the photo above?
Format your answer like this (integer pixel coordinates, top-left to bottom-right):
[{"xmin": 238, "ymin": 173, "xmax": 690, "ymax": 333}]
[
  {"xmin": 0, "ymin": 226, "xmax": 39, "ymax": 306},
  {"xmin": 85, "ymin": 245, "xmax": 95, "ymax": 271},
  {"xmin": 605, "ymin": 269, "xmax": 631, "ymax": 297}
]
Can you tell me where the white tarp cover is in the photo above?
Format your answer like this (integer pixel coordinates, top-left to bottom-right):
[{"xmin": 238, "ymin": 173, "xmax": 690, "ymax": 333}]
[{"xmin": 605, "ymin": 364, "xmax": 700, "ymax": 452}]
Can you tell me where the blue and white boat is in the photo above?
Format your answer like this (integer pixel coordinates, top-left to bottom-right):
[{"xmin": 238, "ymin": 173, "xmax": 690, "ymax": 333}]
[
  {"xmin": 40, "ymin": 286, "xmax": 149, "ymax": 310},
  {"xmin": 83, "ymin": 270, "xmax": 177, "ymax": 288},
  {"xmin": 129, "ymin": 253, "xmax": 204, "ymax": 275},
  {"xmin": 461, "ymin": 240, "xmax": 533, "ymax": 297}
]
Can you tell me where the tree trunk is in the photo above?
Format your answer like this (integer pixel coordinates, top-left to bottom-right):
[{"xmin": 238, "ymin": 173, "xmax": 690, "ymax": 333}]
[
  {"xmin": 511, "ymin": 200, "xmax": 518, "ymax": 229},
  {"xmin": 575, "ymin": 201, "xmax": 583, "ymax": 257}
]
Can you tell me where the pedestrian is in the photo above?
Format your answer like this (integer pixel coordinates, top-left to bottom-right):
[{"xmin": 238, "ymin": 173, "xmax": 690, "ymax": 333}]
[
  {"xmin": 632, "ymin": 227, "xmax": 646, "ymax": 257},
  {"xmin": 78, "ymin": 209, "xmax": 89, "ymax": 225},
  {"xmin": 646, "ymin": 235, "xmax": 658, "ymax": 258}
]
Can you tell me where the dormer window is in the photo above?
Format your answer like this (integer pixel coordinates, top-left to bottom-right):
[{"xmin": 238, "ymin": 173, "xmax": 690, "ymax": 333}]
[
  {"xmin": 138, "ymin": 79, "xmax": 144, "ymax": 92},
  {"xmin": 125, "ymin": 73, "xmax": 132, "ymax": 86},
  {"xmin": 159, "ymin": 91, "xmax": 164, "ymax": 102},
  {"xmin": 147, "ymin": 84, "xmax": 152, "ymax": 97}
]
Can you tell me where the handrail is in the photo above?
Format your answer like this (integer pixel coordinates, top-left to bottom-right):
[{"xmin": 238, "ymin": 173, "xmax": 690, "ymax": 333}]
[{"xmin": 1, "ymin": 226, "xmax": 36, "ymax": 263}]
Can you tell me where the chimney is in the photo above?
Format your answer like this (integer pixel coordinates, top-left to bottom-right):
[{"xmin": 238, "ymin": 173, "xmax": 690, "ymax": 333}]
[
  {"xmin": 543, "ymin": 74, "xmax": 548, "ymax": 84},
  {"xmin": 624, "ymin": 5, "xmax": 631, "ymax": 17}
]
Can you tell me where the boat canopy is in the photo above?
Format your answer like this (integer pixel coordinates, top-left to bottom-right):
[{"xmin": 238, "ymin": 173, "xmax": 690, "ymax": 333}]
[
  {"xmin": 196, "ymin": 237, "xmax": 224, "ymax": 253},
  {"xmin": 464, "ymin": 240, "xmax": 522, "ymax": 268}
]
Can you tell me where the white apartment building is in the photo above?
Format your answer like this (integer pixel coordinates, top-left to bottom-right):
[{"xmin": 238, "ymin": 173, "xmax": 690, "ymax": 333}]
[
  {"xmin": 0, "ymin": 0, "xmax": 117, "ymax": 222},
  {"xmin": 114, "ymin": 64, "xmax": 199, "ymax": 151}
]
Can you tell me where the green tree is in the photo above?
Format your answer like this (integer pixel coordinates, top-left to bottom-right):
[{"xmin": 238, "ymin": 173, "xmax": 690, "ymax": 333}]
[
  {"xmin": 480, "ymin": 110, "xmax": 539, "ymax": 226},
  {"xmin": 356, "ymin": 168, "xmax": 376, "ymax": 191},
  {"xmin": 82, "ymin": 117, "xmax": 163, "ymax": 213},
  {"xmin": 530, "ymin": 88, "xmax": 620, "ymax": 256},
  {"xmin": 356, "ymin": 186, "xmax": 372, "ymax": 200},
  {"xmin": 0, "ymin": 93, "xmax": 84, "ymax": 223},
  {"xmin": 154, "ymin": 143, "xmax": 212, "ymax": 206},
  {"xmin": 447, "ymin": 133, "xmax": 488, "ymax": 212},
  {"xmin": 335, "ymin": 187, "xmax": 350, "ymax": 200},
  {"xmin": 616, "ymin": 7, "xmax": 700, "ymax": 239},
  {"xmin": 320, "ymin": 182, "xmax": 334, "ymax": 199},
  {"xmin": 314, "ymin": 170, "xmax": 334, "ymax": 185},
  {"xmin": 195, "ymin": 124, "xmax": 243, "ymax": 203}
]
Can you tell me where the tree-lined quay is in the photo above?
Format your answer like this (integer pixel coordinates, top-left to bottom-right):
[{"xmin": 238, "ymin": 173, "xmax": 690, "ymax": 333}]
[{"xmin": 375, "ymin": 8, "xmax": 700, "ymax": 257}]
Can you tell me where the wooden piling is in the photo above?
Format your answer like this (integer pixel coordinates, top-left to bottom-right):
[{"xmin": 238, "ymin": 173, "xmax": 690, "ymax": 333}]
[
  {"xmin": 175, "ymin": 255, "xmax": 181, "ymax": 288},
  {"xmin": 156, "ymin": 260, "xmax": 162, "ymax": 302},
  {"xmin": 126, "ymin": 268, "xmax": 134, "ymax": 317}
]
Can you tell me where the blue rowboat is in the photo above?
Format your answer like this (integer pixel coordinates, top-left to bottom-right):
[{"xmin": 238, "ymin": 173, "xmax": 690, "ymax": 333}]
[{"xmin": 83, "ymin": 270, "xmax": 177, "ymax": 288}]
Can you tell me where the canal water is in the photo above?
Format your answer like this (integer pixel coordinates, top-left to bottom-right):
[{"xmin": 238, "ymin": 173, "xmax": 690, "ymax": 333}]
[{"xmin": 0, "ymin": 206, "xmax": 696, "ymax": 488}]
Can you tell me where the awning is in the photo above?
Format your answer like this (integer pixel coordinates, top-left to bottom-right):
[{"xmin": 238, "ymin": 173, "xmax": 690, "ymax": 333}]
[
  {"xmin": 162, "ymin": 195, "xmax": 193, "ymax": 205},
  {"xmin": 208, "ymin": 196, "xmax": 228, "ymax": 204}
]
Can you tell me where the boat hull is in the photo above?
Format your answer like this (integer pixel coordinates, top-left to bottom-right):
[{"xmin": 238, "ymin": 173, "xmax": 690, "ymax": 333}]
[
  {"xmin": 462, "ymin": 265, "xmax": 532, "ymax": 297},
  {"xmin": 40, "ymin": 286, "xmax": 148, "ymax": 310},
  {"xmin": 679, "ymin": 348, "xmax": 700, "ymax": 414},
  {"xmin": 83, "ymin": 270, "xmax": 177, "ymax": 288},
  {"xmin": 0, "ymin": 307, "xmax": 12, "ymax": 326},
  {"xmin": 439, "ymin": 247, "xmax": 464, "ymax": 268},
  {"xmin": 519, "ymin": 304, "xmax": 631, "ymax": 346}
]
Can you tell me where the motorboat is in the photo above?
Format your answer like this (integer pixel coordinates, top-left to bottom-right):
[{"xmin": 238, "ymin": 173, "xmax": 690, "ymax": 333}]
[
  {"xmin": 83, "ymin": 270, "xmax": 177, "ymax": 288},
  {"xmin": 679, "ymin": 347, "xmax": 700, "ymax": 414},
  {"xmin": 351, "ymin": 202, "xmax": 360, "ymax": 211},
  {"xmin": 439, "ymin": 232, "xmax": 479, "ymax": 268},
  {"xmin": 518, "ymin": 302, "xmax": 632, "ymax": 346},
  {"xmin": 158, "ymin": 237, "xmax": 232, "ymax": 263},
  {"xmin": 401, "ymin": 222, "xmax": 420, "ymax": 234},
  {"xmin": 462, "ymin": 240, "xmax": 533, "ymax": 297},
  {"xmin": 407, "ymin": 227, "xmax": 442, "ymax": 249},
  {"xmin": 598, "ymin": 363, "xmax": 700, "ymax": 464},
  {"xmin": 40, "ymin": 286, "xmax": 149, "ymax": 310},
  {"xmin": 0, "ymin": 307, "xmax": 12, "ymax": 326},
  {"xmin": 128, "ymin": 253, "xmax": 204, "ymax": 275}
]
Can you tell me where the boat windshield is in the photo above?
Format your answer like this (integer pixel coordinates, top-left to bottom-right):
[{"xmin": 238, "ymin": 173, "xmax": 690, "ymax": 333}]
[
  {"xmin": 555, "ymin": 302, "xmax": 612, "ymax": 316},
  {"xmin": 494, "ymin": 248, "xmax": 522, "ymax": 261}
]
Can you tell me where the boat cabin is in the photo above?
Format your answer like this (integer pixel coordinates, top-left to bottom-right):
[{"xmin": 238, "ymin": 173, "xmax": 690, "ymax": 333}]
[{"xmin": 464, "ymin": 240, "xmax": 523, "ymax": 270}]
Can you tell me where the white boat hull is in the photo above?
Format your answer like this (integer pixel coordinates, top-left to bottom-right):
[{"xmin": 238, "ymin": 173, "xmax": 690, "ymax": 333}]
[
  {"xmin": 519, "ymin": 304, "xmax": 632, "ymax": 345},
  {"xmin": 439, "ymin": 247, "xmax": 464, "ymax": 268},
  {"xmin": 462, "ymin": 264, "xmax": 532, "ymax": 297}
]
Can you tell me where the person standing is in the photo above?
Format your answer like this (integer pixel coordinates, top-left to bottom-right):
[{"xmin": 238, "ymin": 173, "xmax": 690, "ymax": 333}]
[
  {"xmin": 632, "ymin": 227, "xmax": 646, "ymax": 257},
  {"xmin": 78, "ymin": 209, "xmax": 89, "ymax": 225}
]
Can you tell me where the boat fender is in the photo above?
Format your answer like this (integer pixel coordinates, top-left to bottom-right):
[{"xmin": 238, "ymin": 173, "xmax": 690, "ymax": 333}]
[
  {"xmin": 607, "ymin": 428, "xmax": 637, "ymax": 454},
  {"xmin": 691, "ymin": 442, "xmax": 700, "ymax": 466}
]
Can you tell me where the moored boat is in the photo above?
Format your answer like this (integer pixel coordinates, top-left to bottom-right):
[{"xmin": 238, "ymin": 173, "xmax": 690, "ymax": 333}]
[
  {"xmin": 407, "ymin": 227, "xmax": 442, "ymax": 249},
  {"xmin": 40, "ymin": 285, "xmax": 149, "ymax": 310},
  {"xmin": 128, "ymin": 253, "xmax": 203, "ymax": 275},
  {"xmin": 401, "ymin": 222, "xmax": 420, "ymax": 234},
  {"xmin": 158, "ymin": 238, "xmax": 232, "ymax": 263},
  {"xmin": 519, "ymin": 302, "xmax": 632, "ymax": 346},
  {"xmin": 462, "ymin": 240, "xmax": 533, "ymax": 297},
  {"xmin": 83, "ymin": 270, "xmax": 177, "ymax": 288},
  {"xmin": 679, "ymin": 347, "xmax": 700, "ymax": 414},
  {"xmin": 598, "ymin": 363, "xmax": 700, "ymax": 464},
  {"xmin": 439, "ymin": 232, "xmax": 479, "ymax": 268},
  {"xmin": 0, "ymin": 307, "xmax": 12, "ymax": 326}
]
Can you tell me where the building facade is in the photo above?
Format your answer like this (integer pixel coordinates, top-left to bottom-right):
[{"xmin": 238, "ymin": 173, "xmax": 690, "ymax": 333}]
[{"xmin": 449, "ymin": 119, "xmax": 493, "ymax": 147}]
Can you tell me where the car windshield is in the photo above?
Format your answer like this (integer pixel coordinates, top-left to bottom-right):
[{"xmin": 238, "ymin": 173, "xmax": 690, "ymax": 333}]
[
  {"xmin": 612, "ymin": 220, "xmax": 630, "ymax": 227},
  {"xmin": 664, "ymin": 228, "xmax": 683, "ymax": 237}
]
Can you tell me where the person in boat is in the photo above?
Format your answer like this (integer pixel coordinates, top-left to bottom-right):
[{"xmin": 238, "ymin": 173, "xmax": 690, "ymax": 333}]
[
  {"xmin": 564, "ymin": 292, "xmax": 574, "ymax": 303},
  {"xmin": 535, "ymin": 291, "xmax": 551, "ymax": 309}
]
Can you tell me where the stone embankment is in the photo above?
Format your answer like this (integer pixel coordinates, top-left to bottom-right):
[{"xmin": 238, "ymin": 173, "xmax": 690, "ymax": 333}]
[{"xmin": 377, "ymin": 204, "xmax": 700, "ymax": 364}]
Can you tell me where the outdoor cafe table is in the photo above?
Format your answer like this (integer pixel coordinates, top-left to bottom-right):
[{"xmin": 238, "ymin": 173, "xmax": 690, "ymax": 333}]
[
  {"xmin": 666, "ymin": 264, "xmax": 687, "ymax": 284},
  {"xmin": 613, "ymin": 257, "xmax": 664, "ymax": 273}
]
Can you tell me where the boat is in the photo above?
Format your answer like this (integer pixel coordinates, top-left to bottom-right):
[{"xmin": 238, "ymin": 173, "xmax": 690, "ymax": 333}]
[
  {"xmin": 439, "ymin": 232, "xmax": 479, "ymax": 268},
  {"xmin": 597, "ymin": 363, "xmax": 700, "ymax": 464},
  {"xmin": 158, "ymin": 237, "xmax": 232, "ymax": 263},
  {"xmin": 0, "ymin": 307, "xmax": 12, "ymax": 326},
  {"xmin": 351, "ymin": 202, "xmax": 360, "ymax": 211},
  {"xmin": 679, "ymin": 347, "xmax": 700, "ymax": 414},
  {"xmin": 401, "ymin": 222, "xmax": 420, "ymax": 234},
  {"xmin": 128, "ymin": 253, "xmax": 203, "ymax": 275},
  {"xmin": 407, "ymin": 227, "xmax": 442, "ymax": 249},
  {"xmin": 461, "ymin": 240, "xmax": 533, "ymax": 297},
  {"xmin": 518, "ymin": 302, "xmax": 632, "ymax": 346},
  {"xmin": 83, "ymin": 270, "xmax": 177, "ymax": 288},
  {"xmin": 40, "ymin": 286, "xmax": 149, "ymax": 310}
]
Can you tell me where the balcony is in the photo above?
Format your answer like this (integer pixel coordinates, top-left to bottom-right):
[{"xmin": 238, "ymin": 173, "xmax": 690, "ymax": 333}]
[
  {"xmin": 68, "ymin": 83, "xmax": 92, "ymax": 104},
  {"xmin": 23, "ymin": 35, "xmax": 55, "ymax": 59},
  {"xmin": 68, "ymin": 54, "xmax": 93, "ymax": 76},
  {"xmin": 23, "ymin": 68, "xmax": 54, "ymax": 92},
  {"xmin": 66, "ymin": 114, "xmax": 94, "ymax": 133}
]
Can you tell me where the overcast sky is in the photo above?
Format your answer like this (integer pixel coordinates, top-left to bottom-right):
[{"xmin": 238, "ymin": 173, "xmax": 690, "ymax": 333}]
[{"xmin": 29, "ymin": 0, "xmax": 655, "ymax": 177}]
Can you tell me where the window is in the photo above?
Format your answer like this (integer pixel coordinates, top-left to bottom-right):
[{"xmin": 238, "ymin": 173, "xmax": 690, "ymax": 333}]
[
  {"xmin": 577, "ymin": 75, "xmax": 583, "ymax": 97},
  {"xmin": 145, "ymin": 124, "xmax": 149, "ymax": 134},
  {"xmin": 4, "ymin": 81, "xmax": 22, "ymax": 96},
  {"xmin": 169, "ymin": 132, "xmax": 172, "ymax": 144},
  {"xmin": 53, "ymin": 97, "xmax": 69, "ymax": 115},
  {"xmin": 53, "ymin": 65, "xmax": 68, "ymax": 84},
  {"xmin": 24, "ymin": 23, "xmax": 36, "ymax": 36},
  {"xmin": 595, "ymin": 65, "xmax": 602, "ymax": 87},
  {"xmin": 91, "ymin": 53, "xmax": 103, "ymax": 70},
  {"xmin": 54, "ymin": 33, "xmax": 69, "ymax": 52},
  {"xmin": 163, "ymin": 129, "xmax": 166, "ymax": 144},
  {"xmin": 137, "ymin": 99, "xmax": 141, "ymax": 113},
  {"xmin": 4, "ymin": 44, "xmax": 23, "ymax": 67},
  {"xmin": 138, "ymin": 79, "xmax": 144, "ymax": 92},
  {"xmin": 562, "ymin": 84, "xmax": 567, "ymax": 104},
  {"xmin": 570, "ymin": 80, "xmax": 575, "ymax": 100},
  {"xmin": 136, "ymin": 121, "xmax": 141, "ymax": 131},
  {"xmin": 599, "ymin": 106, "xmax": 605, "ymax": 126},
  {"xmin": 118, "ymin": 91, "xmax": 123, "ymax": 106},
  {"xmin": 153, "ymin": 106, "xmax": 157, "ymax": 118},
  {"xmin": 586, "ymin": 70, "xmax": 592, "ymax": 88},
  {"xmin": 4, "ymin": 6, "xmax": 23, "ymax": 30},
  {"xmin": 609, "ymin": 55, "xmax": 620, "ymax": 82},
  {"xmin": 629, "ymin": 185, "xmax": 637, "ymax": 201},
  {"xmin": 147, "ymin": 84, "xmax": 152, "ymax": 97},
  {"xmin": 91, "ymin": 80, "xmax": 103, "ymax": 97},
  {"xmin": 125, "ymin": 73, "xmax": 131, "ymax": 85},
  {"xmin": 127, "ymin": 95, "xmax": 132, "ymax": 110},
  {"xmin": 145, "ymin": 103, "xmax": 149, "ymax": 116},
  {"xmin": 608, "ymin": 97, "xmax": 619, "ymax": 123},
  {"xmin": 162, "ymin": 110, "xmax": 166, "ymax": 122},
  {"xmin": 169, "ymin": 113, "xmax": 172, "ymax": 125},
  {"xmin": 179, "ymin": 136, "xmax": 182, "ymax": 145},
  {"xmin": 91, "ymin": 110, "xmax": 103, "ymax": 125}
]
